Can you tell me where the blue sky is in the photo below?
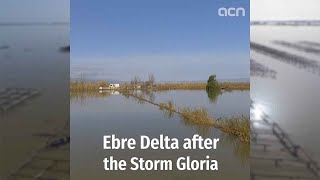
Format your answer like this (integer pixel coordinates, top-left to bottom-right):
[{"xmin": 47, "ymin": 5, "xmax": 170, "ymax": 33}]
[
  {"xmin": 71, "ymin": 0, "xmax": 250, "ymax": 82},
  {"xmin": 0, "ymin": 0, "xmax": 69, "ymax": 23}
]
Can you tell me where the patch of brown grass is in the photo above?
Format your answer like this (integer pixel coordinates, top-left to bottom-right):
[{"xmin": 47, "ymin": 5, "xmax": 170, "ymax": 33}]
[
  {"xmin": 157, "ymin": 83, "xmax": 207, "ymax": 90},
  {"xmin": 217, "ymin": 116, "xmax": 250, "ymax": 142},
  {"xmin": 159, "ymin": 100, "xmax": 176, "ymax": 112},
  {"xmin": 220, "ymin": 82, "xmax": 250, "ymax": 91},
  {"xmin": 180, "ymin": 107, "xmax": 215, "ymax": 126},
  {"xmin": 156, "ymin": 82, "xmax": 249, "ymax": 91},
  {"xmin": 70, "ymin": 81, "xmax": 108, "ymax": 91},
  {"xmin": 179, "ymin": 107, "xmax": 250, "ymax": 142}
]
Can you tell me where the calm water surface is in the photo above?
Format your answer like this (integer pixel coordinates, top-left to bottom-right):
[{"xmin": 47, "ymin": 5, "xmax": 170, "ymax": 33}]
[
  {"xmin": 251, "ymin": 26, "xmax": 320, "ymax": 162},
  {"xmin": 0, "ymin": 25, "xmax": 69, "ymax": 178},
  {"xmin": 71, "ymin": 90, "xmax": 250, "ymax": 180}
]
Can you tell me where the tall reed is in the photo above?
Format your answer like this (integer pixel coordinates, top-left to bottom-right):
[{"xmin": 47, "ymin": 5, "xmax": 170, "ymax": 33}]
[{"xmin": 70, "ymin": 81, "xmax": 108, "ymax": 91}]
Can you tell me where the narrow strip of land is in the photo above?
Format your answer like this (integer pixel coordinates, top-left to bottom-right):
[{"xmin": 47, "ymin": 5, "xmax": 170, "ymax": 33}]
[{"xmin": 125, "ymin": 92, "xmax": 250, "ymax": 143}]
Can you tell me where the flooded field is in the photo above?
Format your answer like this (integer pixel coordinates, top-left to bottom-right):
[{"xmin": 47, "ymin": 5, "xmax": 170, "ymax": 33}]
[
  {"xmin": 71, "ymin": 90, "xmax": 250, "ymax": 179},
  {"xmin": 0, "ymin": 25, "xmax": 69, "ymax": 179},
  {"xmin": 251, "ymin": 25, "xmax": 320, "ymax": 177}
]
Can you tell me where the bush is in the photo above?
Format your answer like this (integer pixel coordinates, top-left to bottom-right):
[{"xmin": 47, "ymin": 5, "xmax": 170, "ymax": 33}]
[{"xmin": 206, "ymin": 75, "xmax": 220, "ymax": 90}]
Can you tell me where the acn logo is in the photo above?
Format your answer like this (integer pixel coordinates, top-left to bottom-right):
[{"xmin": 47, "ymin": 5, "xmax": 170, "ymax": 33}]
[{"xmin": 218, "ymin": 7, "xmax": 245, "ymax": 17}]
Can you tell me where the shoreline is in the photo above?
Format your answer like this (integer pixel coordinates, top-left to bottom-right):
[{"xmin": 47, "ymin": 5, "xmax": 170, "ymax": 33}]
[{"xmin": 70, "ymin": 81, "xmax": 250, "ymax": 92}]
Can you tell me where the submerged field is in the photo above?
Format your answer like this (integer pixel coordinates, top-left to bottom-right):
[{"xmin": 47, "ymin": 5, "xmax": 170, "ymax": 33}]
[
  {"xmin": 71, "ymin": 89, "xmax": 250, "ymax": 179},
  {"xmin": 251, "ymin": 25, "xmax": 320, "ymax": 163}
]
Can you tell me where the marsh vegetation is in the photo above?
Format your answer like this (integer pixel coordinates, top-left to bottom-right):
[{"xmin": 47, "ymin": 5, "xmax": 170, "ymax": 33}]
[
  {"xmin": 123, "ymin": 91, "xmax": 250, "ymax": 143},
  {"xmin": 71, "ymin": 89, "xmax": 250, "ymax": 179},
  {"xmin": 70, "ymin": 81, "xmax": 249, "ymax": 91},
  {"xmin": 70, "ymin": 74, "xmax": 250, "ymax": 142},
  {"xmin": 70, "ymin": 81, "xmax": 108, "ymax": 91}
]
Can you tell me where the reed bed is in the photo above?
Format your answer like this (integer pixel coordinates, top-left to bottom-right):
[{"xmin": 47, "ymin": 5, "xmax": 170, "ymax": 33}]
[
  {"xmin": 70, "ymin": 81, "xmax": 249, "ymax": 91},
  {"xmin": 159, "ymin": 100, "xmax": 176, "ymax": 112},
  {"xmin": 217, "ymin": 116, "xmax": 250, "ymax": 142},
  {"xmin": 157, "ymin": 82, "xmax": 249, "ymax": 91},
  {"xmin": 70, "ymin": 81, "xmax": 250, "ymax": 142},
  {"xmin": 126, "ymin": 92, "xmax": 250, "ymax": 143},
  {"xmin": 180, "ymin": 107, "xmax": 215, "ymax": 126},
  {"xmin": 157, "ymin": 83, "xmax": 206, "ymax": 90},
  {"xmin": 70, "ymin": 81, "xmax": 108, "ymax": 91},
  {"xmin": 220, "ymin": 82, "xmax": 250, "ymax": 91},
  {"xmin": 179, "ymin": 107, "xmax": 250, "ymax": 142}
]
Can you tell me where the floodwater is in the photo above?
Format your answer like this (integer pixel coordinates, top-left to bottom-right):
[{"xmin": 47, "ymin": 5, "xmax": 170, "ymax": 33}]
[
  {"xmin": 0, "ymin": 25, "xmax": 69, "ymax": 179},
  {"xmin": 71, "ymin": 90, "xmax": 250, "ymax": 180},
  {"xmin": 251, "ymin": 25, "xmax": 320, "ymax": 162}
]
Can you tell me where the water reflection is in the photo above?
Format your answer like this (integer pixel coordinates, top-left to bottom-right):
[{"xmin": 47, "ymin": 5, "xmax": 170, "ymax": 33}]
[
  {"xmin": 251, "ymin": 25, "xmax": 320, "ymax": 178},
  {"xmin": 0, "ymin": 23, "xmax": 69, "ymax": 179},
  {"xmin": 206, "ymin": 88, "xmax": 221, "ymax": 103},
  {"xmin": 71, "ymin": 89, "xmax": 250, "ymax": 179},
  {"xmin": 250, "ymin": 59, "xmax": 277, "ymax": 79},
  {"xmin": 70, "ymin": 90, "xmax": 250, "ymax": 163},
  {"xmin": 70, "ymin": 91, "xmax": 111, "ymax": 104},
  {"xmin": 273, "ymin": 40, "xmax": 320, "ymax": 55},
  {"xmin": 220, "ymin": 133, "xmax": 250, "ymax": 164},
  {"xmin": 251, "ymin": 41, "xmax": 320, "ymax": 75}
]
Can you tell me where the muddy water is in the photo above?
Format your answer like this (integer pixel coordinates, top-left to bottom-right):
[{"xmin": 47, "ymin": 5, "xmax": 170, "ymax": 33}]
[
  {"xmin": 251, "ymin": 25, "xmax": 320, "ymax": 162},
  {"xmin": 71, "ymin": 90, "xmax": 249, "ymax": 180},
  {"xmin": 0, "ymin": 25, "xmax": 69, "ymax": 178}
]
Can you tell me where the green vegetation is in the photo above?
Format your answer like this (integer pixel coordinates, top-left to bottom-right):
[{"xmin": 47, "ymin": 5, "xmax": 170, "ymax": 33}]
[
  {"xmin": 206, "ymin": 75, "xmax": 220, "ymax": 90},
  {"xmin": 206, "ymin": 87, "xmax": 221, "ymax": 103}
]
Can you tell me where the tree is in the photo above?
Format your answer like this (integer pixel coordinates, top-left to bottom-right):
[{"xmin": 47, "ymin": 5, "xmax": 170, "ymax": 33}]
[
  {"xmin": 131, "ymin": 75, "xmax": 141, "ymax": 86},
  {"xmin": 206, "ymin": 75, "xmax": 220, "ymax": 90},
  {"xmin": 147, "ymin": 73, "xmax": 155, "ymax": 86}
]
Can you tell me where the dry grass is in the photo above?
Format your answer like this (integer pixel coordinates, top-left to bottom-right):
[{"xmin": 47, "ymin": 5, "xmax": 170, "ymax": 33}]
[
  {"xmin": 70, "ymin": 81, "xmax": 249, "ymax": 91},
  {"xmin": 218, "ymin": 116, "xmax": 250, "ymax": 142},
  {"xmin": 157, "ymin": 83, "xmax": 206, "ymax": 90},
  {"xmin": 180, "ymin": 107, "xmax": 215, "ymax": 126},
  {"xmin": 70, "ymin": 81, "xmax": 108, "ymax": 91},
  {"xmin": 179, "ymin": 107, "xmax": 250, "ymax": 143},
  {"xmin": 220, "ymin": 82, "xmax": 250, "ymax": 91},
  {"xmin": 159, "ymin": 100, "xmax": 176, "ymax": 112},
  {"xmin": 157, "ymin": 82, "xmax": 249, "ymax": 91},
  {"xmin": 126, "ymin": 92, "xmax": 250, "ymax": 143}
]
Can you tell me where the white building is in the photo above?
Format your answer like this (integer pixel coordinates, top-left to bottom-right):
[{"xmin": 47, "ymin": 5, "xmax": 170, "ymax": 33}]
[
  {"xmin": 99, "ymin": 83, "xmax": 120, "ymax": 90},
  {"xmin": 108, "ymin": 84, "xmax": 120, "ymax": 89}
]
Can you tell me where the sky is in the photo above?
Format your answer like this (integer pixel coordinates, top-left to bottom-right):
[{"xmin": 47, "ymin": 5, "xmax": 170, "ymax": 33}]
[
  {"xmin": 71, "ymin": 0, "xmax": 250, "ymax": 82},
  {"xmin": 251, "ymin": 0, "xmax": 320, "ymax": 21},
  {"xmin": 0, "ymin": 0, "xmax": 69, "ymax": 23}
]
